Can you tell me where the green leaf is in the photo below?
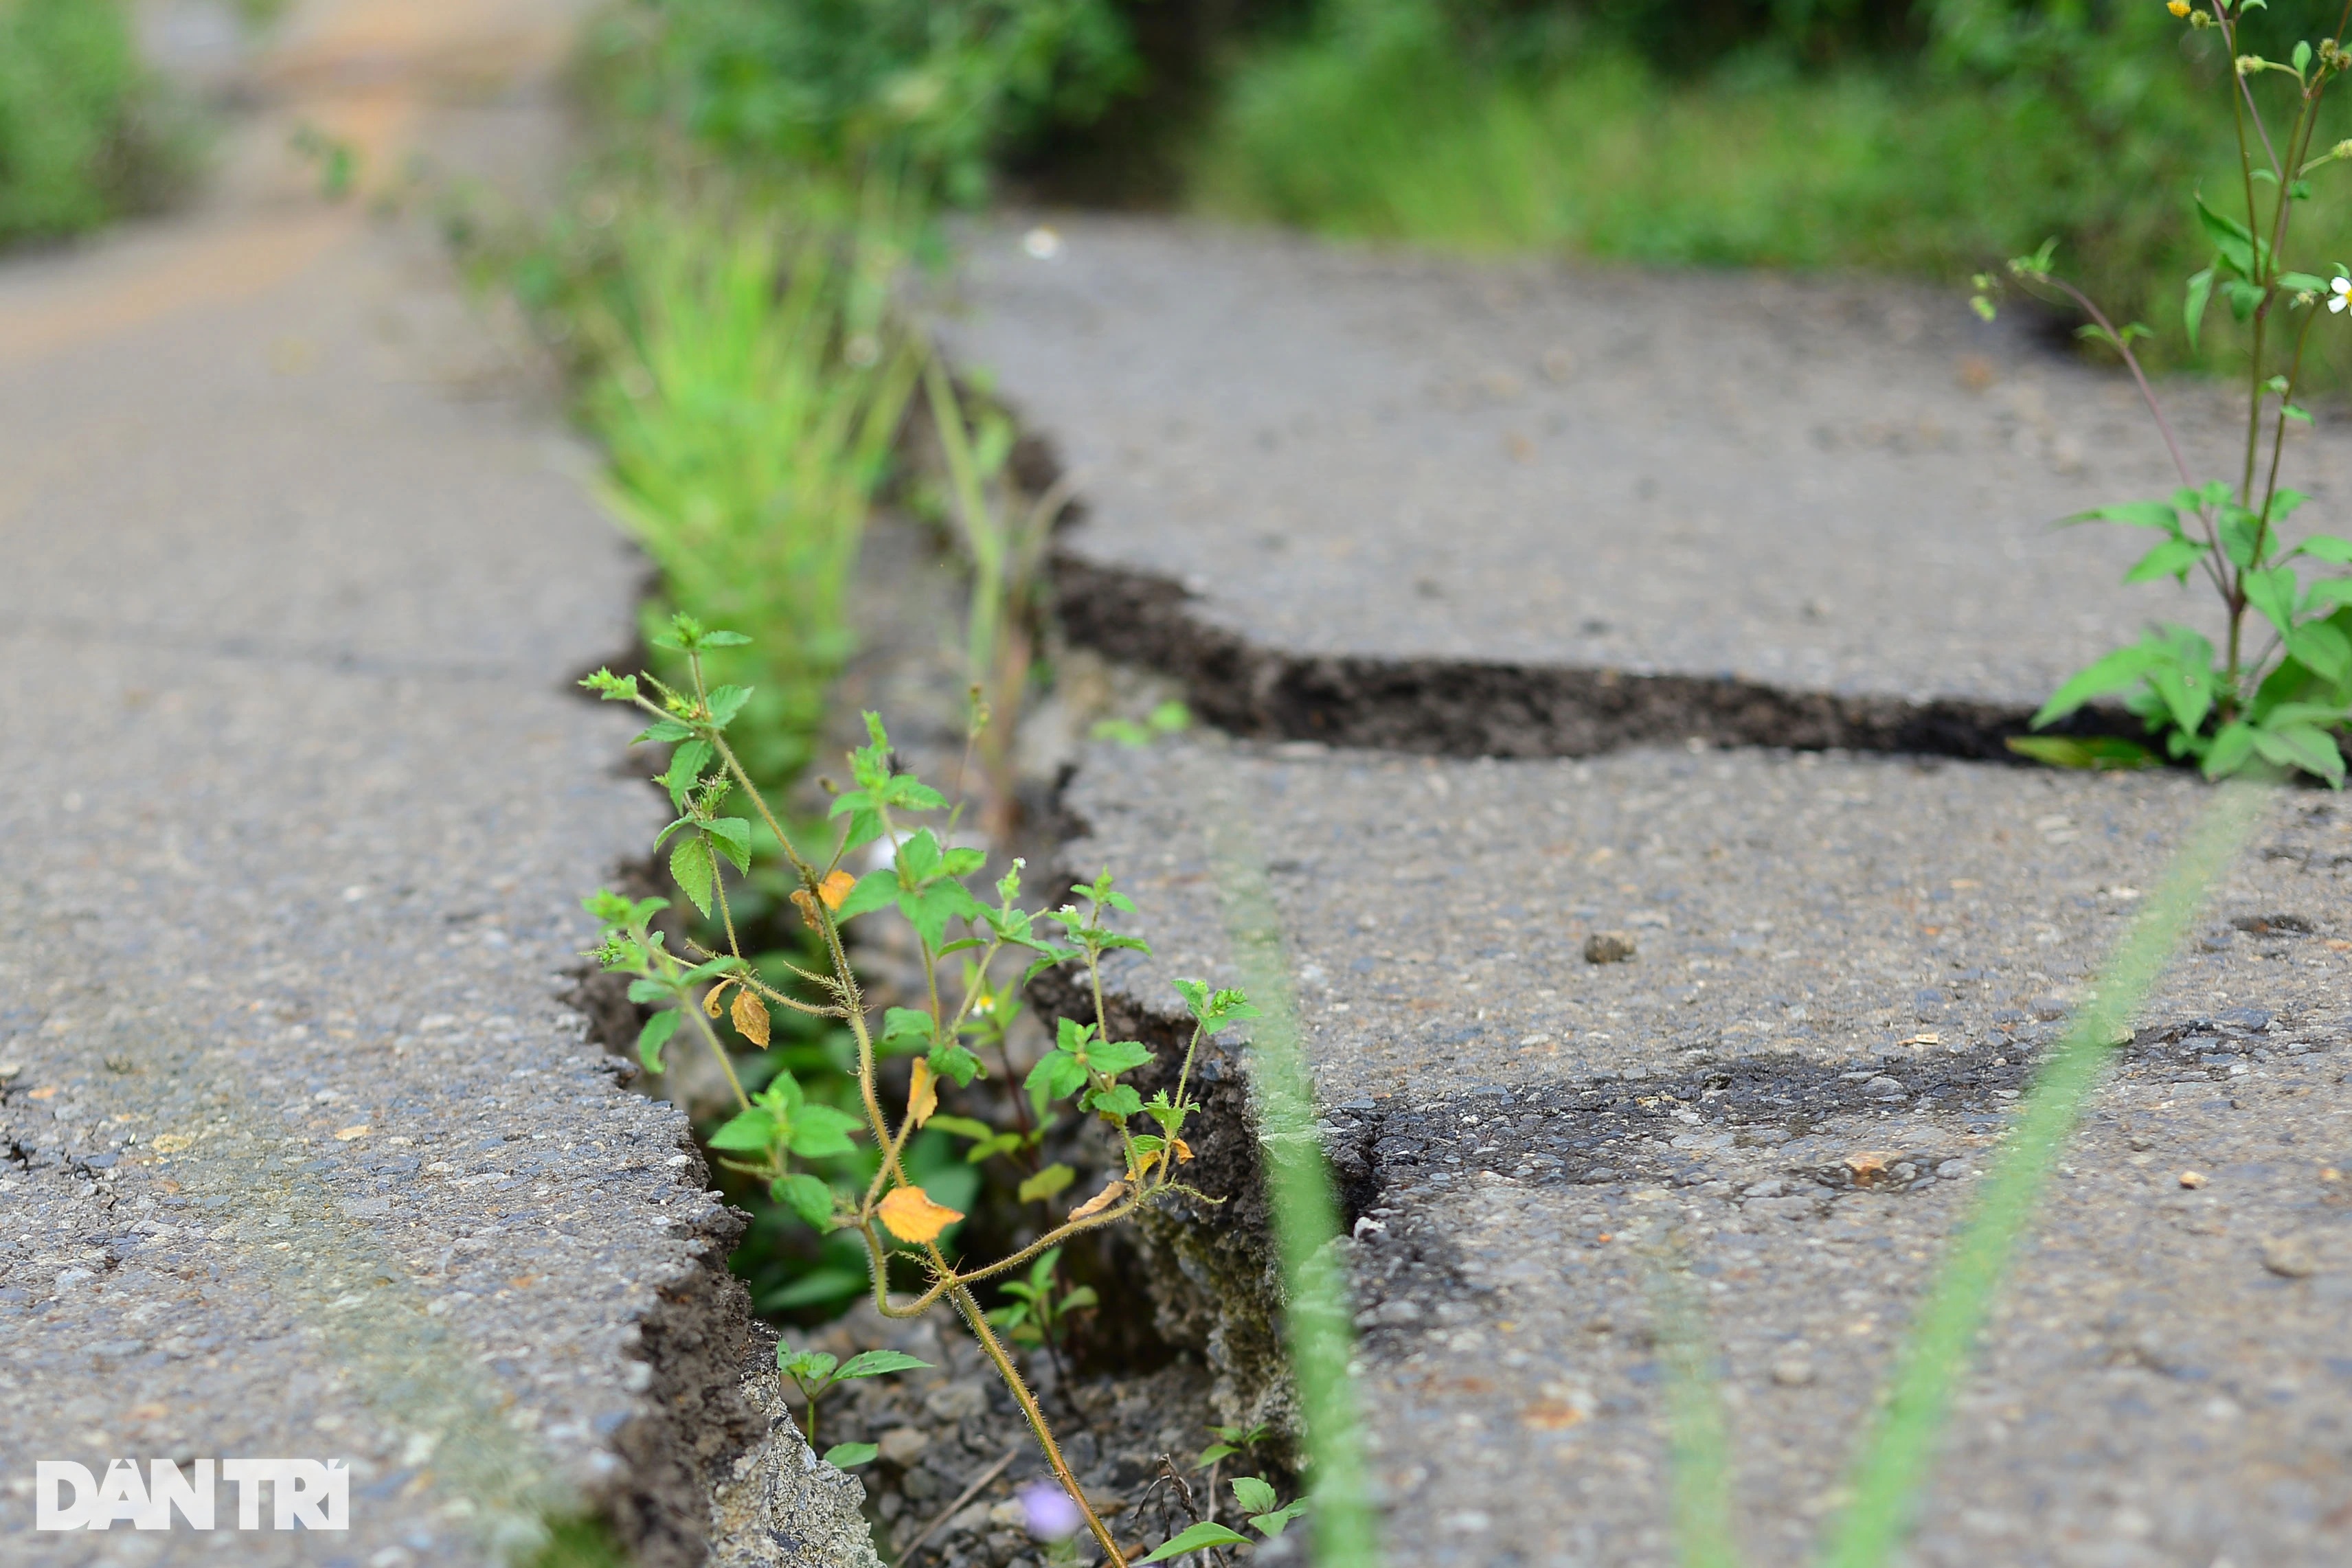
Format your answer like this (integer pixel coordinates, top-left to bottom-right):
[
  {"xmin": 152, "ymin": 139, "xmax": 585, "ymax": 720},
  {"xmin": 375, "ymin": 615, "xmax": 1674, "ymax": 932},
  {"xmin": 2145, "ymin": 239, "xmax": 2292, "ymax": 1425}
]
[
  {"xmin": 2253, "ymin": 722, "xmax": 2347, "ymax": 785},
  {"xmin": 789, "ymin": 1104, "xmax": 863, "ymax": 1160},
  {"xmin": 708, "ymin": 1108, "xmax": 780, "ymax": 1152},
  {"xmin": 927, "ymin": 1114, "xmax": 995, "ymax": 1141},
  {"xmin": 2070, "ymin": 505, "xmax": 2173, "ymax": 536},
  {"xmin": 1085, "ymin": 1039, "xmax": 1155, "ymax": 1078},
  {"xmin": 2202, "ymin": 720, "xmax": 2259, "ymax": 777},
  {"xmin": 1085, "ymin": 1083, "xmax": 1144, "ymax": 1119},
  {"xmin": 2224, "ymin": 277, "xmax": 2265, "ymax": 321},
  {"xmin": 966, "ymin": 1131, "xmax": 1026, "ymax": 1163},
  {"xmin": 2244, "ymin": 566, "xmax": 2302, "ymax": 635},
  {"xmin": 902, "ymin": 879, "xmax": 987, "ymax": 951},
  {"xmin": 2293, "ymin": 535, "xmax": 2352, "ymax": 564},
  {"xmin": 1026, "ymin": 1050, "xmax": 1090, "ymax": 1102},
  {"xmin": 2287, "ymin": 620, "xmax": 2352, "ymax": 685},
  {"xmin": 2004, "ymin": 736, "xmax": 2160, "ymax": 771},
  {"xmin": 657, "ymin": 740, "xmax": 712, "ymax": 808},
  {"xmin": 2033, "ymin": 644, "xmax": 2164, "ymax": 727},
  {"xmin": 2185, "ymin": 266, "xmax": 2216, "ymax": 350},
  {"xmin": 2147, "ymin": 660, "xmax": 2213, "ymax": 738},
  {"xmin": 679, "ymin": 955, "xmax": 746, "ymax": 986},
  {"xmin": 706, "ymin": 685, "xmax": 751, "ymax": 727},
  {"xmin": 2197, "ymin": 195, "xmax": 2257, "ymax": 277},
  {"xmin": 778, "ymin": 1348, "xmax": 837, "ymax": 1382},
  {"xmin": 2219, "ymin": 504, "xmax": 2267, "ymax": 567},
  {"xmin": 2278, "ymin": 270, "xmax": 2331, "ymax": 297},
  {"xmin": 697, "ymin": 629, "xmax": 751, "ymax": 648},
  {"xmin": 835, "ymin": 1350, "xmax": 934, "ymax": 1381},
  {"xmin": 1250, "ymin": 1502, "xmax": 1309, "ymax": 1538},
  {"xmin": 880, "ymin": 1008, "xmax": 936, "ymax": 1054},
  {"xmin": 1231, "ymin": 1478, "xmax": 1279, "ymax": 1514},
  {"xmin": 637, "ymin": 1009, "xmax": 680, "ymax": 1073},
  {"xmin": 822, "ymin": 1443, "xmax": 877, "ymax": 1469},
  {"xmin": 1197, "ymin": 1444, "xmax": 1239, "ymax": 1467},
  {"xmin": 626, "ymin": 977, "xmax": 672, "ymax": 1005},
  {"xmin": 670, "ymin": 835, "xmax": 714, "ymax": 918},
  {"xmin": 705, "ymin": 817, "xmax": 753, "ymax": 874},
  {"xmin": 928, "ymin": 1042, "xmax": 982, "ymax": 1087},
  {"xmin": 2307, "ymin": 578, "xmax": 2352, "ymax": 612},
  {"xmin": 1136, "ymin": 1523, "xmax": 1252, "ymax": 1563},
  {"xmin": 2122, "ymin": 538, "xmax": 2210, "ymax": 585},
  {"xmin": 633, "ymin": 718, "xmax": 694, "ymax": 745},
  {"xmin": 833, "ymin": 870, "xmax": 901, "ymax": 922},
  {"xmin": 898, "ymin": 829, "xmax": 942, "ymax": 883},
  {"xmin": 770, "ymin": 1173, "xmax": 836, "ymax": 1229},
  {"xmin": 879, "ymin": 776, "xmax": 947, "ymax": 812},
  {"xmin": 2263, "ymin": 701, "xmax": 2352, "ymax": 728},
  {"xmin": 1018, "ymin": 1163, "xmax": 1076, "ymax": 1203}
]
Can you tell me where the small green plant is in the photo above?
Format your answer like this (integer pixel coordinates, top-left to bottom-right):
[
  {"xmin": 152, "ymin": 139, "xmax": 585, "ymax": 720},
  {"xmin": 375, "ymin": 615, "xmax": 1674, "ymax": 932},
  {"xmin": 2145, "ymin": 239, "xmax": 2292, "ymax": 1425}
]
[
  {"xmin": 1093, "ymin": 701, "xmax": 1193, "ymax": 749},
  {"xmin": 1134, "ymin": 1477, "xmax": 1307, "ymax": 1563},
  {"xmin": 583, "ymin": 181, "xmax": 919, "ymax": 793},
  {"xmin": 1985, "ymin": 1, "xmax": 2352, "ymax": 786},
  {"xmin": 775, "ymin": 1345, "xmax": 932, "ymax": 1463},
  {"xmin": 582, "ymin": 613, "xmax": 1265, "ymax": 1567},
  {"xmin": 984, "ymin": 1245, "xmax": 1097, "ymax": 1390},
  {"xmin": 289, "ymin": 123, "xmax": 359, "ymax": 201},
  {"xmin": 1194, "ymin": 1421, "xmax": 1267, "ymax": 1468},
  {"xmin": 922, "ymin": 356, "xmax": 1080, "ymax": 841}
]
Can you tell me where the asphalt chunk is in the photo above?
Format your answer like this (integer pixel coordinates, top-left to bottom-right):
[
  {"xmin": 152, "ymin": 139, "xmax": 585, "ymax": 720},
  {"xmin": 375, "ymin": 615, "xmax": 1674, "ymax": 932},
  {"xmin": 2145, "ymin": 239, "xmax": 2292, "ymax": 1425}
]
[
  {"xmin": 938, "ymin": 216, "xmax": 2352, "ymax": 755},
  {"xmin": 1042, "ymin": 735, "xmax": 2352, "ymax": 1566}
]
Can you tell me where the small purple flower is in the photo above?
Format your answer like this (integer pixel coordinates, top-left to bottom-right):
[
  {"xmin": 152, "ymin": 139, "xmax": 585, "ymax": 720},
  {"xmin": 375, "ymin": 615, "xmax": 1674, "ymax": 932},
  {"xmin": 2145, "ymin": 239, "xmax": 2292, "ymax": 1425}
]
[{"xmin": 1019, "ymin": 1481, "xmax": 1083, "ymax": 1541}]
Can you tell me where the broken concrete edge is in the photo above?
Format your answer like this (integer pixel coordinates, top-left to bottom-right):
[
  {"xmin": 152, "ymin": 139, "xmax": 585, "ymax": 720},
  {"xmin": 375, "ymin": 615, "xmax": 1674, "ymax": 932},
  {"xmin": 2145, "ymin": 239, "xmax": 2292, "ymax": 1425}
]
[
  {"xmin": 1050, "ymin": 551, "xmax": 2148, "ymax": 764},
  {"xmin": 542, "ymin": 1058, "xmax": 881, "ymax": 1568},
  {"xmin": 558, "ymin": 898, "xmax": 881, "ymax": 1565}
]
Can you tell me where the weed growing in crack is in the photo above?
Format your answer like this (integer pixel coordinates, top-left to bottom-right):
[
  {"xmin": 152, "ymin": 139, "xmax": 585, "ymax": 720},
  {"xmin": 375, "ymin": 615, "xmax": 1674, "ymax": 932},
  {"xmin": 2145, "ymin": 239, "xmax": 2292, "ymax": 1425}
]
[
  {"xmin": 920, "ymin": 356, "xmax": 1080, "ymax": 842},
  {"xmin": 581, "ymin": 613, "xmax": 1265, "ymax": 1567},
  {"xmin": 775, "ymin": 1346, "xmax": 933, "ymax": 1463},
  {"xmin": 1984, "ymin": 2, "xmax": 2352, "ymax": 784}
]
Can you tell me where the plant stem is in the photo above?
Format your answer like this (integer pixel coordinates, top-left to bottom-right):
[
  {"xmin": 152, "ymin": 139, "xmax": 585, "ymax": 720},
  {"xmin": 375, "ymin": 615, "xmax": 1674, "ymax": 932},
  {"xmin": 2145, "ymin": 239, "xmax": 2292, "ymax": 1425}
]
[{"xmin": 948, "ymin": 1280, "xmax": 1128, "ymax": 1568}]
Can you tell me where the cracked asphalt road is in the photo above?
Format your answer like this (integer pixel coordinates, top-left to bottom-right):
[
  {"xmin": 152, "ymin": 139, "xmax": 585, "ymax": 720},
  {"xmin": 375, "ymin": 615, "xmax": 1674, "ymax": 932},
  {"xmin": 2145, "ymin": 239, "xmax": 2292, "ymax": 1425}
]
[{"xmin": 0, "ymin": 4, "xmax": 875, "ymax": 1565}]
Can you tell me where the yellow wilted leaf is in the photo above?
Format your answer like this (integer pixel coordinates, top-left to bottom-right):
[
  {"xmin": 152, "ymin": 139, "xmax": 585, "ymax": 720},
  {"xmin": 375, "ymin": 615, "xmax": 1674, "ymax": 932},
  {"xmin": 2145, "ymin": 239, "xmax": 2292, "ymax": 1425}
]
[
  {"xmin": 730, "ymin": 986, "xmax": 771, "ymax": 1047},
  {"xmin": 789, "ymin": 888, "xmax": 818, "ymax": 926},
  {"xmin": 1068, "ymin": 1179, "xmax": 1129, "ymax": 1222},
  {"xmin": 703, "ymin": 981, "xmax": 732, "ymax": 1019},
  {"xmin": 818, "ymin": 869, "xmax": 857, "ymax": 910},
  {"xmin": 1172, "ymin": 1138, "xmax": 1193, "ymax": 1163},
  {"xmin": 878, "ymin": 1184, "xmax": 963, "ymax": 1244},
  {"xmin": 907, "ymin": 1058, "xmax": 938, "ymax": 1128}
]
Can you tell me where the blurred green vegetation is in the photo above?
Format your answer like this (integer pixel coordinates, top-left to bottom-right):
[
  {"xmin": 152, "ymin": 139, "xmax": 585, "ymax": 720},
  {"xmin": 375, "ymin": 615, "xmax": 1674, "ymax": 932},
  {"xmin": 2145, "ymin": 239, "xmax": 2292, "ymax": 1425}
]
[
  {"xmin": 0, "ymin": 0, "xmax": 196, "ymax": 246},
  {"xmin": 579, "ymin": 0, "xmax": 1142, "ymax": 205},
  {"xmin": 1188, "ymin": 0, "xmax": 2352, "ymax": 373}
]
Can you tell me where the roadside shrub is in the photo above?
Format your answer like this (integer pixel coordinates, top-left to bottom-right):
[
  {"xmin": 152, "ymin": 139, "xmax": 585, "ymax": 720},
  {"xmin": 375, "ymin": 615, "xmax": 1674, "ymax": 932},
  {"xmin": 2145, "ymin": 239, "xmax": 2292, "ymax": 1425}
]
[
  {"xmin": 590, "ymin": 0, "xmax": 1141, "ymax": 203},
  {"xmin": 0, "ymin": 0, "xmax": 194, "ymax": 245}
]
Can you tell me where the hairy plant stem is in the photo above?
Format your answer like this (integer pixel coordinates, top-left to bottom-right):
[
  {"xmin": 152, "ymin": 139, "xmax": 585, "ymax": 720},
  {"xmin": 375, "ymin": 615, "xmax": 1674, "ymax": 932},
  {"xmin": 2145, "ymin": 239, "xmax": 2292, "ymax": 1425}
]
[{"xmin": 950, "ymin": 1279, "xmax": 1129, "ymax": 1567}]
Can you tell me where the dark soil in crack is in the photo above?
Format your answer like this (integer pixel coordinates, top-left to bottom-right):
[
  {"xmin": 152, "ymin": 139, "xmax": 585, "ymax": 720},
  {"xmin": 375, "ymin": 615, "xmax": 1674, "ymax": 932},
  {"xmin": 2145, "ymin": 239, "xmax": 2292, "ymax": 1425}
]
[{"xmin": 1052, "ymin": 553, "xmax": 2145, "ymax": 765}]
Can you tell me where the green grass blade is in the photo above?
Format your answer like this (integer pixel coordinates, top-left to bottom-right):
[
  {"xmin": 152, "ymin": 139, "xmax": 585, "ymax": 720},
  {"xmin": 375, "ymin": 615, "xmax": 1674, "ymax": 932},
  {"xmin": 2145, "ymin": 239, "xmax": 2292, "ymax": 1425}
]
[
  {"xmin": 1193, "ymin": 764, "xmax": 1384, "ymax": 1568},
  {"xmin": 1817, "ymin": 777, "xmax": 2271, "ymax": 1568},
  {"xmin": 1650, "ymin": 1245, "xmax": 1743, "ymax": 1568}
]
